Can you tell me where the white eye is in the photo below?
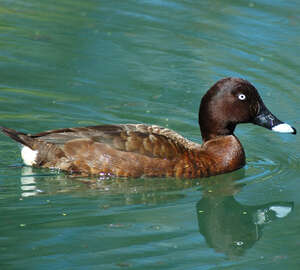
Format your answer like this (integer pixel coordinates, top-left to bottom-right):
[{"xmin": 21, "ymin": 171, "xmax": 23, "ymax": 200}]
[{"xmin": 238, "ymin": 94, "xmax": 246, "ymax": 100}]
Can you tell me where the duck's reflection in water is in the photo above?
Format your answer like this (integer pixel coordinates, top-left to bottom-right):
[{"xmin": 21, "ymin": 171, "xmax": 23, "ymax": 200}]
[
  {"xmin": 197, "ymin": 177, "xmax": 293, "ymax": 257},
  {"xmin": 20, "ymin": 167, "xmax": 293, "ymax": 257},
  {"xmin": 20, "ymin": 167, "xmax": 43, "ymax": 197}
]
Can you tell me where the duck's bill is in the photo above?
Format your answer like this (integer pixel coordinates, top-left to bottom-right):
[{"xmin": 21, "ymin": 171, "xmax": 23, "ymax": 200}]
[{"xmin": 253, "ymin": 106, "xmax": 296, "ymax": 134}]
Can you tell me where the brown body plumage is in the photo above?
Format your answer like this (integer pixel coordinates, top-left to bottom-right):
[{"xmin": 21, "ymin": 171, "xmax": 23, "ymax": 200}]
[{"xmin": 1, "ymin": 124, "xmax": 245, "ymax": 178}]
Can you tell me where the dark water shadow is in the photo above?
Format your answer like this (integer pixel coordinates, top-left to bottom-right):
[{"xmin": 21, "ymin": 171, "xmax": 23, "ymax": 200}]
[
  {"xmin": 19, "ymin": 166, "xmax": 294, "ymax": 257},
  {"xmin": 196, "ymin": 174, "xmax": 293, "ymax": 257}
]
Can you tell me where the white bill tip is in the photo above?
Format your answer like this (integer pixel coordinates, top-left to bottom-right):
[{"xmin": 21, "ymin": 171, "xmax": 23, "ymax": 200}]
[
  {"xmin": 269, "ymin": 206, "xmax": 292, "ymax": 218},
  {"xmin": 272, "ymin": 123, "xmax": 295, "ymax": 133}
]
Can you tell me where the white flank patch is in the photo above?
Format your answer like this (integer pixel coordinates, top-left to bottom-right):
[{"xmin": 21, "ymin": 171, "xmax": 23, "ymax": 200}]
[
  {"xmin": 270, "ymin": 206, "xmax": 292, "ymax": 218},
  {"xmin": 21, "ymin": 146, "xmax": 38, "ymax": 166},
  {"xmin": 272, "ymin": 123, "xmax": 294, "ymax": 133}
]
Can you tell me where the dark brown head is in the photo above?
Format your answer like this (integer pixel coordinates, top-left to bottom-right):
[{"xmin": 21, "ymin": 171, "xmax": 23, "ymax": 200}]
[{"xmin": 199, "ymin": 77, "xmax": 296, "ymax": 142}]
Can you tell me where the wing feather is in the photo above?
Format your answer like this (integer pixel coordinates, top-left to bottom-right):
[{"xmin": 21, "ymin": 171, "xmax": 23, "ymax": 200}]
[{"xmin": 30, "ymin": 124, "xmax": 199, "ymax": 159}]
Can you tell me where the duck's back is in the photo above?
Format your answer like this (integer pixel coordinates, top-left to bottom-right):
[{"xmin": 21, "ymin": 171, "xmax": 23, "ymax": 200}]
[{"xmin": 8, "ymin": 124, "xmax": 201, "ymax": 178}]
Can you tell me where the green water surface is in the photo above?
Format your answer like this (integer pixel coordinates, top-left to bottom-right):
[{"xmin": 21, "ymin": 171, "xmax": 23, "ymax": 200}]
[{"xmin": 0, "ymin": 0, "xmax": 299, "ymax": 269}]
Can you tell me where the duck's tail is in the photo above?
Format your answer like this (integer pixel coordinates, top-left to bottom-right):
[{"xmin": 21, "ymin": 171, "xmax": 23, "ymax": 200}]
[{"xmin": 1, "ymin": 127, "xmax": 35, "ymax": 149}]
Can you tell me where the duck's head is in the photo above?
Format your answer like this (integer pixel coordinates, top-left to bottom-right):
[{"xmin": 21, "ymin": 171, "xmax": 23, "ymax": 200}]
[{"xmin": 199, "ymin": 77, "xmax": 296, "ymax": 142}]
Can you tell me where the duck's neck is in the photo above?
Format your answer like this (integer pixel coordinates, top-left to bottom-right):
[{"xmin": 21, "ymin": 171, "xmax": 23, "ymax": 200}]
[{"xmin": 199, "ymin": 121, "xmax": 236, "ymax": 142}]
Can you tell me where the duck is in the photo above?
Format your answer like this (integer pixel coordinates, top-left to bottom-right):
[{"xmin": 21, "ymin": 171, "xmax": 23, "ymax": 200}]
[{"xmin": 1, "ymin": 77, "xmax": 296, "ymax": 178}]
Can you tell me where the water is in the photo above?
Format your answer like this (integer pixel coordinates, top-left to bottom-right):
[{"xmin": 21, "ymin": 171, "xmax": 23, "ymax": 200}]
[{"xmin": 0, "ymin": 0, "xmax": 299, "ymax": 269}]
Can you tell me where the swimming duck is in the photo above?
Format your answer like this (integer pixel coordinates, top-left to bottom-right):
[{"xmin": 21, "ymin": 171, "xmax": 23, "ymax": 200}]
[{"xmin": 1, "ymin": 77, "xmax": 296, "ymax": 178}]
